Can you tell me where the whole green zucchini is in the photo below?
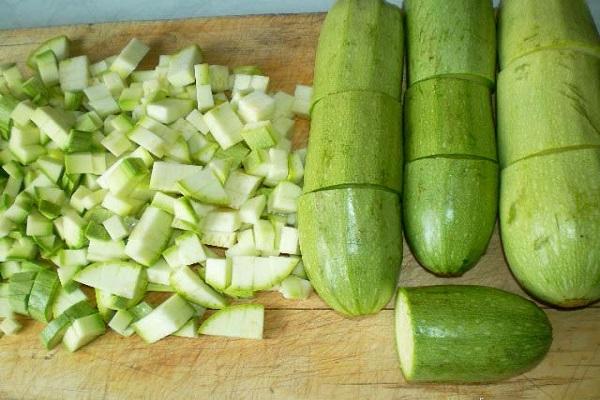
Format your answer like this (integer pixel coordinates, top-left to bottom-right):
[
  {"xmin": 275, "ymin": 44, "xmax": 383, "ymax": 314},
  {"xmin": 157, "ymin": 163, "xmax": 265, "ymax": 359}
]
[
  {"xmin": 403, "ymin": 78, "xmax": 498, "ymax": 276},
  {"xmin": 312, "ymin": 0, "xmax": 404, "ymax": 106},
  {"xmin": 404, "ymin": 0, "xmax": 496, "ymax": 86},
  {"xmin": 299, "ymin": 0, "xmax": 404, "ymax": 317},
  {"xmin": 498, "ymin": 0, "xmax": 600, "ymax": 308},
  {"xmin": 497, "ymin": 49, "xmax": 600, "ymax": 167},
  {"xmin": 395, "ymin": 285, "xmax": 553, "ymax": 383},
  {"xmin": 498, "ymin": 0, "xmax": 600, "ymax": 69},
  {"xmin": 298, "ymin": 188, "xmax": 402, "ymax": 316},
  {"xmin": 304, "ymin": 91, "xmax": 402, "ymax": 193}
]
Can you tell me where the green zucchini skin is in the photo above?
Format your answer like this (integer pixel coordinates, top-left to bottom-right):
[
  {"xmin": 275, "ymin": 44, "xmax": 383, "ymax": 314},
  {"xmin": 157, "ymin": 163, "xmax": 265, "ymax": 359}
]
[
  {"xmin": 395, "ymin": 285, "xmax": 552, "ymax": 383},
  {"xmin": 404, "ymin": 0, "xmax": 496, "ymax": 86},
  {"xmin": 304, "ymin": 91, "xmax": 402, "ymax": 193},
  {"xmin": 497, "ymin": 49, "xmax": 600, "ymax": 167},
  {"xmin": 498, "ymin": 0, "xmax": 600, "ymax": 69},
  {"xmin": 403, "ymin": 158, "xmax": 498, "ymax": 276},
  {"xmin": 312, "ymin": 0, "xmax": 404, "ymax": 105},
  {"xmin": 298, "ymin": 187, "xmax": 402, "ymax": 316},
  {"xmin": 404, "ymin": 78, "xmax": 497, "ymax": 162},
  {"xmin": 500, "ymin": 149, "xmax": 600, "ymax": 307}
]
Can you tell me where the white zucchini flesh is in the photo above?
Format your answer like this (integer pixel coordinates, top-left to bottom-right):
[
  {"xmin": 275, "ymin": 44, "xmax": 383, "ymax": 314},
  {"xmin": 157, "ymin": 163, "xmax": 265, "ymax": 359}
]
[
  {"xmin": 198, "ymin": 304, "xmax": 264, "ymax": 340},
  {"xmin": 203, "ymin": 102, "xmax": 244, "ymax": 150},
  {"xmin": 395, "ymin": 290, "xmax": 415, "ymax": 378},
  {"xmin": 149, "ymin": 161, "xmax": 203, "ymax": 192},
  {"xmin": 278, "ymin": 275, "xmax": 312, "ymax": 300},
  {"xmin": 62, "ymin": 313, "xmax": 106, "ymax": 352},
  {"xmin": 74, "ymin": 261, "xmax": 145, "ymax": 299},
  {"xmin": 170, "ymin": 266, "xmax": 228, "ymax": 309},
  {"xmin": 1, "ymin": 34, "xmax": 310, "ymax": 350},
  {"xmin": 133, "ymin": 294, "xmax": 195, "ymax": 343},
  {"xmin": 110, "ymin": 38, "xmax": 150, "ymax": 79},
  {"xmin": 205, "ymin": 258, "xmax": 232, "ymax": 290},
  {"xmin": 229, "ymin": 256, "xmax": 299, "ymax": 291},
  {"xmin": 125, "ymin": 206, "xmax": 173, "ymax": 266},
  {"xmin": 173, "ymin": 317, "xmax": 199, "ymax": 338}
]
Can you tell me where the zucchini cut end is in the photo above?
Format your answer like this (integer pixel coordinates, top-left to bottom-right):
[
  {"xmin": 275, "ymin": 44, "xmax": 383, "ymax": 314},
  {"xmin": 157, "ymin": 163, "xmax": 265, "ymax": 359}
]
[{"xmin": 395, "ymin": 289, "xmax": 415, "ymax": 381}]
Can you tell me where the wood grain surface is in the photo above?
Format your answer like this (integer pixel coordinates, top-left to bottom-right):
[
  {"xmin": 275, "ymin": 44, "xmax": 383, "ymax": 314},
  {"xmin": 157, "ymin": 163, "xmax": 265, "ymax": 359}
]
[{"xmin": 0, "ymin": 13, "xmax": 599, "ymax": 400}]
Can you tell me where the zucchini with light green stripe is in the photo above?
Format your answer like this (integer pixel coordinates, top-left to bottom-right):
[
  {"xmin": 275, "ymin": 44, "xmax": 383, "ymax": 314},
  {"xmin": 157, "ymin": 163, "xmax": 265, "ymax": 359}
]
[
  {"xmin": 303, "ymin": 91, "xmax": 402, "ymax": 193},
  {"xmin": 404, "ymin": 0, "xmax": 496, "ymax": 86},
  {"xmin": 312, "ymin": 0, "xmax": 404, "ymax": 106},
  {"xmin": 395, "ymin": 285, "xmax": 552, "ymax": 383},
  {"xmin": 498, "ymin": 0, "xmax": 600, "ymax": 69},
  {"xmin": 403, "ymin": 78, "xmax": 497, "ymax": 276},
  {"xmin": 298, "ymin": 188, "xmax": 402, "ymax": 316}
]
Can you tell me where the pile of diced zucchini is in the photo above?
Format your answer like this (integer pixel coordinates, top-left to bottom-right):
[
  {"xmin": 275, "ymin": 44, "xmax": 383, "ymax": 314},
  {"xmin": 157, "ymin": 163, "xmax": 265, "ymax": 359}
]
[{"xmin": 0, "ymin": 35, "xmax": 313, "ymax": 350}]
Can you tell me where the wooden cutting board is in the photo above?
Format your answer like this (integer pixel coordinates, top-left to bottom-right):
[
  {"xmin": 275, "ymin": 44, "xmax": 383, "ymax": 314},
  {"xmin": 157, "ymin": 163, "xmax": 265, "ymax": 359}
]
[{"xmin": 1, "ymin": 13, "xmax": 599, "ymax": 400}]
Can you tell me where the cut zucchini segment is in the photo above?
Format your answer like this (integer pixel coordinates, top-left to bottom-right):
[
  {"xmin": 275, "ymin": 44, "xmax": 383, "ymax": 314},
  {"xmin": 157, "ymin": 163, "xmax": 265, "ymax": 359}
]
[
  {"xmin": 62, "ymin": 313, "xmax": 106, "ymax": 352},
  {"xmin": 267, "ymin": 181, "xmax": 301, "ymax": 214},
  {"xmin": 0, "ymin": 318, "xmax": 23, "ymax": 335},
  {"xmin": 198, "ymin": 304, "xmax": 264, "ymax": 340},
  {"xmin": 173, "ymin": 317, "xmax": 199, "ymax": 338},
  {"xmin": 237, "ymin": 91, "xmax": 275, "ymax": 123},
  {"xmin": 205, "ymin": 258, "xmax": 232, "ymax": 290},
  {"xmin": 167, "ymin": 45, "xmax": 203, "ymax": 87},
  {"xmin": 8, "ymin": 271, "xmax": 37, "ymax": 316},
  {"xmin": 229, "ymin": 256, "xmax": 299, "ymax": 291},
  {"xmin": 147, "ymin": 98, "xmax": 194, "ymax": 124},
  {"xmin": 40, "ymin": 300, "xmax": 96, "ymax": 349},
  {"xmin": 108, "ymin": 309, "xmax": 135, "ymax": 336},
  {"xmin": 170, "ymin": 266, "xmax": 228, "ymax": 309},
  {"xmin": 203, "ymin": 102, "xmax": 244, "ymax": 150},
  {"xmin": 125, "ymin": 206, "xmax": 173, "ymax": 266},
  {"xmin": 177, "ymin": 168, "xmax": 229, "ymax": 206},
  {"xmin": 74, "ymin": 261, "xmax": 145, "ymax": 299},
  {"xmin": 27, "ymin": 269, "xmax": 60, "ymax": 322},
  {"xmin": 133, "ymin": 294, "xmax": 195, "ymax": 343},
  {"xmin": 110, "ymin": 38, "xmax": 150, "ymax": 79},
  {"xmin": 58, "ymin": 56, "xmax": 89, "ymax": 92},
  {"xmin": 279, "ymin": 275, "xmax": 312, "ymax": 300},
  {"xmin": 149, "ymin": 161, "xmax": 203, "ymax": 192},
  {"xmin": 27, "ymin": 35, "xmax": 70, "ymax": 69}
]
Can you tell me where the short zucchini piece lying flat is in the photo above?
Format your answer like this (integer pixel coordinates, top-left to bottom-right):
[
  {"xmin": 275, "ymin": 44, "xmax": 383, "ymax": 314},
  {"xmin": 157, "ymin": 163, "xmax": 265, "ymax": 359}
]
[
  {"xmin": 404, "ymin": 0, "xmax": 496, "ymax": 86},
  {"xmin": 198, "ymin": 304, "xmax": 263, "ymax": 340},
  {"xmin": 395, "ymin": 285, "xmax": 552, "ymax": 383},
  {"xmin": 298, "ymin": 187, "xmax": 402, "ymax": 316}
]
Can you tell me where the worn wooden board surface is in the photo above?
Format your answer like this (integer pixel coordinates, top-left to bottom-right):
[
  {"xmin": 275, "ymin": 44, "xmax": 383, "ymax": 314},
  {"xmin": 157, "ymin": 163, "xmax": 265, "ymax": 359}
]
[{"xmin": 0, "ymin": 13, "xmax": 599, "ymax": 400}]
